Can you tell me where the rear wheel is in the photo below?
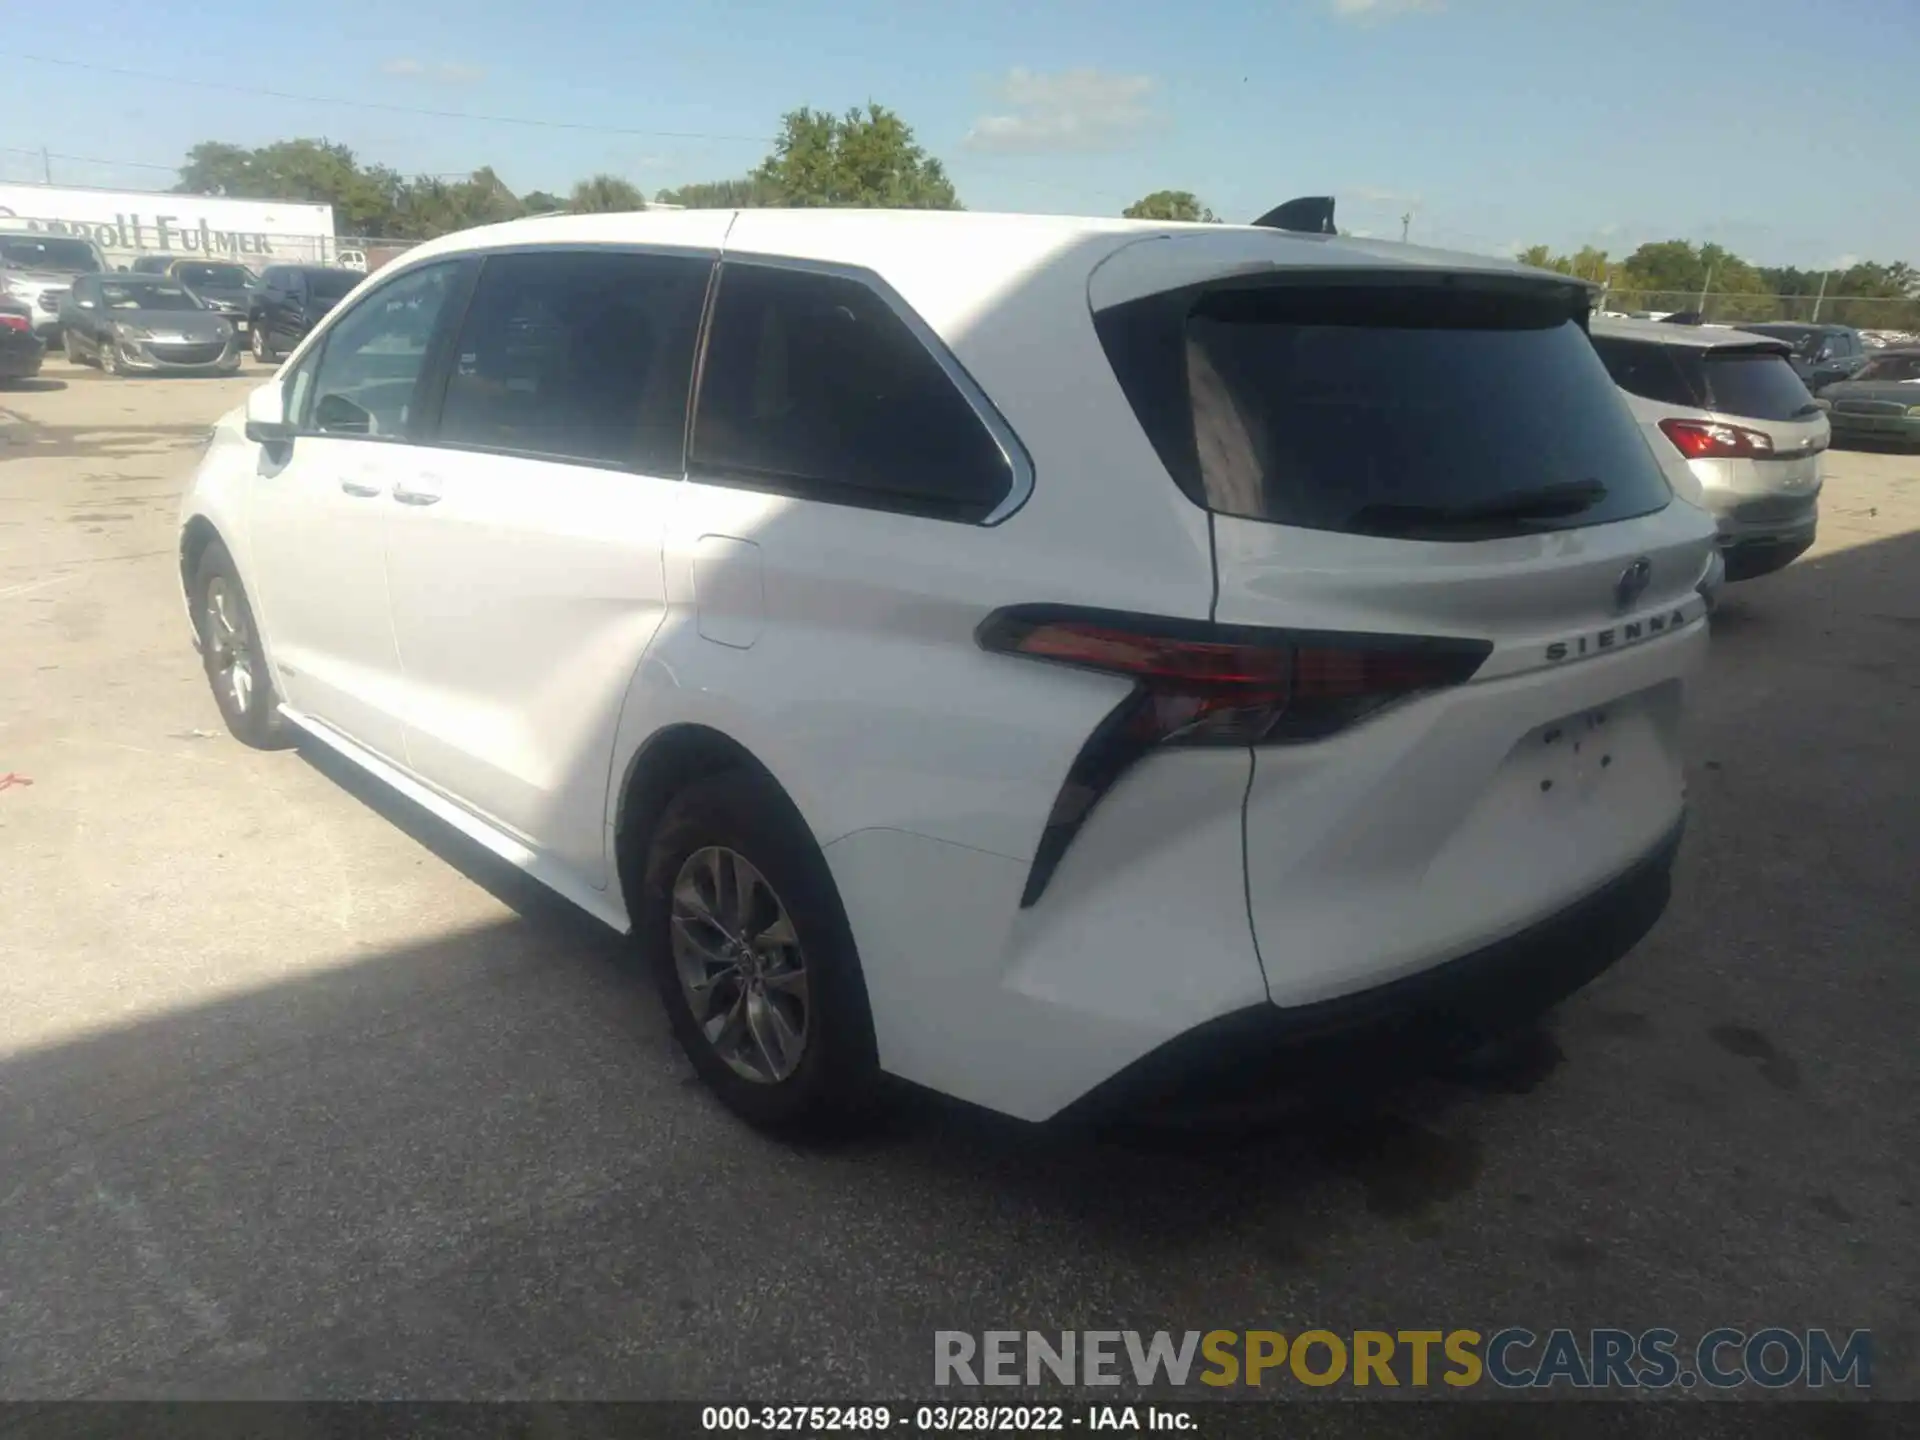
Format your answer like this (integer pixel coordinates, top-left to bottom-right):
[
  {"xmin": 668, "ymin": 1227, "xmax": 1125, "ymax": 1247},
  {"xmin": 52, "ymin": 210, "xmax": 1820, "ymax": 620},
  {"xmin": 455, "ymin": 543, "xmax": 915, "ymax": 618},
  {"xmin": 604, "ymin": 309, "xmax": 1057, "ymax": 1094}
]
[
  {"xmin": 641, "ymin": 770, "xmax": 878, "ymax": 1134},
  {"xmin": 193, "ymin": 540, "xmax": 291, "ymax": 750}
]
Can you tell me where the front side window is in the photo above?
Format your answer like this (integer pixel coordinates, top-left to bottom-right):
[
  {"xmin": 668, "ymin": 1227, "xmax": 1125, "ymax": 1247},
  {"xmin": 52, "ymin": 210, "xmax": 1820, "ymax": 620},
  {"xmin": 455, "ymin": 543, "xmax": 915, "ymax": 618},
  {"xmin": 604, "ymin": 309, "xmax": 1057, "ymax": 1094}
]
[
  {"xmin": 305, "ymin": 262, "xmax": 461, "ymax": 439},
  {"xmin": 690, "ymin": 263, "xmax": 1013, "ymax": 522},
  {"xmin": 436, "ymin": 248, "xmax": 709, "ymax": 470}
]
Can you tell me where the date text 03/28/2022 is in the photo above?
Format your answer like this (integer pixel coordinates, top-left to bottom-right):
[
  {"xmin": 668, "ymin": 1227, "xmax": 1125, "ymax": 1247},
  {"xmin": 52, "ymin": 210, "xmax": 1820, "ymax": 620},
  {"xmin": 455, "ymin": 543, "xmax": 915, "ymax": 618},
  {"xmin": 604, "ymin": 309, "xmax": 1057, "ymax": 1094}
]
[{"xmin": 703, "ymin": 1406, "xmax": 1190, "ymax": 1432}]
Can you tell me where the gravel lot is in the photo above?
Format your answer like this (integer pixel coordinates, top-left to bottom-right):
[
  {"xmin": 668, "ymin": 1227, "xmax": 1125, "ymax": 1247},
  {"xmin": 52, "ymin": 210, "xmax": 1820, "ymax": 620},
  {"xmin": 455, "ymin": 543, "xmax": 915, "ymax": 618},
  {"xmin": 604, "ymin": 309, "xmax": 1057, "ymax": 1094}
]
[{"xmin": 2, "ymin": 357, "xmax": 1916, "ymax": 1403}]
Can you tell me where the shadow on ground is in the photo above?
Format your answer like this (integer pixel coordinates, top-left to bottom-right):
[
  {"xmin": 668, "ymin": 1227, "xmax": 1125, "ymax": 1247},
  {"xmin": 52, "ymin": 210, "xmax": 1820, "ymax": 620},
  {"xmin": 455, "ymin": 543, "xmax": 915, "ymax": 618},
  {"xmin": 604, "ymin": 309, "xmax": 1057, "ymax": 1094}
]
[{"xmin": 1, "ymin": 525, "xmax": 1914, "ymax": 1402}]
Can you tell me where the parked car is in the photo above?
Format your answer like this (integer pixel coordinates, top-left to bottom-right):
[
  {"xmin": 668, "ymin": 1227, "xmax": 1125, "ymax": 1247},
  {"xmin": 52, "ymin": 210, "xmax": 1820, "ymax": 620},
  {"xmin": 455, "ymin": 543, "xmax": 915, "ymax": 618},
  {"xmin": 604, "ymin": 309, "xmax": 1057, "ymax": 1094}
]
[
  {"xmin": 1817, "ymin": 348, "xmax": 1920, "ymax": 448},
  {"xmin": 178, "ymin": 209, "xmax": 1718, "ymax": 1131},
  {"xmin": 129, "ymin": 255, "xmax": 177, "ymax": 276},
  {"xmin": 246, "ymin": 265, "xmax": 362, "ymax": 361},
  {"xmin": 0, "ymin": 231, "xmax": 108, "ymax": 341},
  {"xmin": 336, "ymin": 248, "xmax": 368, "ymax": 272},
  {"xmin": 0, "ymin": 296, "xmax": 46, "ymax": 383},
  {"xmin": 1730, "ymin": 322, "xmax": 1870, "ymax": 392},
  {"xmin": 58, "ymin": 274, "xmax": 241, "ymax": 376},
  {"xmin": 1590, "ymin": 316, "xmax": 1826, "ymax": 582},
  {"xmin": 162, "ymin": 259, "xmax": 257, "ymax": 335}
]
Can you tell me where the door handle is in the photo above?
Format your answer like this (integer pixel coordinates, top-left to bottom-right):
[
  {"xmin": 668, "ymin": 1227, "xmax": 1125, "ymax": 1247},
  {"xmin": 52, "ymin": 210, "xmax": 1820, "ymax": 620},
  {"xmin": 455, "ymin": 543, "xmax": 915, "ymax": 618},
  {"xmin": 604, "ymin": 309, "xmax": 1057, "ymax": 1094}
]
[
  {"xmin": 340, "ymin": 479, "xmax": 383, "ymax": 498},
  {"xmin": 392, "ymin": 480, "xmax": 443, "ymax": 506}
]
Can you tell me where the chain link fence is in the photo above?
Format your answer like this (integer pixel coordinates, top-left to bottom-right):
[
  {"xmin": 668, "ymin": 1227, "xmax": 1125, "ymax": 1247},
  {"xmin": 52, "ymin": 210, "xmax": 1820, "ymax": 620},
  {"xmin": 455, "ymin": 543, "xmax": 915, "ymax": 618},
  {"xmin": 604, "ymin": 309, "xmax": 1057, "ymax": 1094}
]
[{"xmin": 1598, "ymin": 289, "xmax": 1920, "ymax": 340}]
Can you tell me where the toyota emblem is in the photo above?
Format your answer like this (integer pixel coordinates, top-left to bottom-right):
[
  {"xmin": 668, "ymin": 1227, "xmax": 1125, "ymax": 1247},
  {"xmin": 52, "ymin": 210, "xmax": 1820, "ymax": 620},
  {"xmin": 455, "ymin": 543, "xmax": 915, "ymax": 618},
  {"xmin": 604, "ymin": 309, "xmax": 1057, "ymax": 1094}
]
[{"xmin": 1615, "ymin": 557, "xmax": 1653, "ymax": 612}]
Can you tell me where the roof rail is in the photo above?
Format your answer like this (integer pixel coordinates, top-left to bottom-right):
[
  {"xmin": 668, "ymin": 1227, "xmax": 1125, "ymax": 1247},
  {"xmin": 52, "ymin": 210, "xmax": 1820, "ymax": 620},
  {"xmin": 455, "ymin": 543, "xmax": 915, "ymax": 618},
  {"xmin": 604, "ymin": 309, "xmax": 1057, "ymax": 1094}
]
[{"xmin": 1251, "ymin": 196, "xmax": 1336, "ymax": 235}]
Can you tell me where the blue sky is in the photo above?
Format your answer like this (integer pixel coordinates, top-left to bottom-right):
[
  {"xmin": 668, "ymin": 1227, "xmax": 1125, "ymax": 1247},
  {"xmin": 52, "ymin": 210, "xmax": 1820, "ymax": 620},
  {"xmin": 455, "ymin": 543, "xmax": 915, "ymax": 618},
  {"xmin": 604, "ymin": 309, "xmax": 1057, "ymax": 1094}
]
[{"xmin": 2, "ymin": 0, "xmax": 1916, "ymax": 267}]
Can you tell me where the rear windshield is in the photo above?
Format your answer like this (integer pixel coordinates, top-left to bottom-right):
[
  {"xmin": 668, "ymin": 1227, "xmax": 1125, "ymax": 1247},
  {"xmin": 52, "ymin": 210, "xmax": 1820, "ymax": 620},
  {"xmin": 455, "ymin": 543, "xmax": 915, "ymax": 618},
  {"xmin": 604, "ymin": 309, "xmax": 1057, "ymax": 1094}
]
[
  {"xmin": 307, "ymin": 270, "xmax": 359, "ymax": 301},
  {"xmin": 1848, "ymin": 354, "xmax": 1920, "ymax": 384},
  {"xmin": 1591, "ymin": 336, "xmax": 1821, "ymax": 422},
  {"xmin": 175, "ymin": 262, "xmax": 251, "ymax": 289},
  {"xmin": 1737, "ymin": 324, "xmax": 1821, "ymax": 357},
  {"xmin": 1096, "ymin": 284, "xmax": 1672, "ymax": 541},
  {"xmin": 1698, "ymin": 353, "xmax": 1821, "ymax": 421}
]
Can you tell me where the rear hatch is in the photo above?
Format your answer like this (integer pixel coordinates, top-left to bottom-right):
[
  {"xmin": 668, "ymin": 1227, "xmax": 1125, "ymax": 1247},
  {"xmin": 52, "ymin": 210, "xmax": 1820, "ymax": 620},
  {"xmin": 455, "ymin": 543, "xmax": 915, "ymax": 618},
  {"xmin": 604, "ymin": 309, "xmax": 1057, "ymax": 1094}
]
[{"xmin": 1090, "ymin": 248, "xmax": 1716, "ymax": 1005}]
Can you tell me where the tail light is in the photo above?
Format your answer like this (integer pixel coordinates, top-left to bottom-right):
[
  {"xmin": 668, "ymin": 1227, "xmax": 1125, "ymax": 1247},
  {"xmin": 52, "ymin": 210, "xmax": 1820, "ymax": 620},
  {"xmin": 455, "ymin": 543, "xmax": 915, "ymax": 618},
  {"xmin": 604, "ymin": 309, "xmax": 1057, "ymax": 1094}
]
[
  {"xmin": 0, "ymin": 314, "xmax": 30, "ymax": 334},
  {"xmin": 978, "ymin": 606, "xmax": 1491, "ymax": 906},
  {"xmin": 1659, "ymin": 418, "xmax": 1774, "ymax": 460}
]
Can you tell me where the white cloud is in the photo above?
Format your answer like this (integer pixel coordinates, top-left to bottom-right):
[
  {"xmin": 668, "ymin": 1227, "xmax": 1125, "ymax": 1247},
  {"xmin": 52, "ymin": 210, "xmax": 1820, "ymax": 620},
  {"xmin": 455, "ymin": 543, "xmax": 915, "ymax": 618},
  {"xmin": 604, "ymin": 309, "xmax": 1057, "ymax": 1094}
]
[
  {"xmin": 964, "ymin": 68, "xmax": 1161, "ymax": 154},
  {"xmin": 382, "ymin": 58, "xmax": 487, "ymax": 83},
  {"xmin": 1330, "ymin": 0, "xmax": 1444, "ymax": 20}
]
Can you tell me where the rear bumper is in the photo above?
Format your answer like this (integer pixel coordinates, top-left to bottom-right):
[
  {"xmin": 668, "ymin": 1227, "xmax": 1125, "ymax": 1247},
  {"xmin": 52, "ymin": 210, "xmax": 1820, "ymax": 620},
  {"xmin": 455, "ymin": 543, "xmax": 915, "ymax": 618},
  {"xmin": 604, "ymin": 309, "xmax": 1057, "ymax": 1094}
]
[
  {"xmin": 1062, "ymin": 814, "xmax": 1683, "ymax": 1121},
  {"xmin": 1828, "ymin": 413, "xmax": 1920, "ymax": 444},
  {"xmin": 0, "ymin": 341, "xmax": 43, "ymax": 379}
]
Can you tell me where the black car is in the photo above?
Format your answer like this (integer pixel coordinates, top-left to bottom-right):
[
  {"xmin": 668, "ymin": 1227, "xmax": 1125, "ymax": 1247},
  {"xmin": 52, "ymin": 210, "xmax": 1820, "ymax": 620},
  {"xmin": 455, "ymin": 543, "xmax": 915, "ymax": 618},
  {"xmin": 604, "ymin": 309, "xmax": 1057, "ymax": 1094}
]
[
  {"xmin": 247, "ymin": 264, "xmax": 361, "ymax": 361},
  {"xmin": 1731, "ymin": 322, "xmax": 1869, "ymax": 392},
  {"xmin": 129, "ymin": 255, "xmax": 177, "ymax": 276},
  {"xmin": 167, "ymin": 260, "xmax": 257, "ymax": 334},
  {"xmin": 0, "ymin": 296, "xmax": 46, "ymax": 383},
  {"xmin": 58, "ymin": 274, "xmax": 241, "ymax": 376}
]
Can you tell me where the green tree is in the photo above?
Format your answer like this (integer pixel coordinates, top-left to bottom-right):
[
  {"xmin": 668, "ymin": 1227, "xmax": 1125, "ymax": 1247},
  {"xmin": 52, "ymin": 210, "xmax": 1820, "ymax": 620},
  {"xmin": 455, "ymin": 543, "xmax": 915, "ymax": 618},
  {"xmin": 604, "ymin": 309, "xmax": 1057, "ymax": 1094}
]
[
  {"xmin": 176, "ymin": 139, "xmax": 405, "ymax": 237},
  {"xmin": 752, "ymin": 104, "xmax": 959, "ymax": 209},
  {"xmin": 569, "ymin": 174, "xmax": 647, "ymax": 213},
  {"xmin": 655, "ymin": 176, "xmax": 786, "ymax": 208},
  {"xmin": 389, "ymin": 167, "xmax": 523, "ymax": 240},
  {"xmin": 1123, "ymin": 190, "xmax": 1218, "ymax": 223},
  {"xmin": 519, "ymin": 190, "xmax": 565, "ymax": 214}
]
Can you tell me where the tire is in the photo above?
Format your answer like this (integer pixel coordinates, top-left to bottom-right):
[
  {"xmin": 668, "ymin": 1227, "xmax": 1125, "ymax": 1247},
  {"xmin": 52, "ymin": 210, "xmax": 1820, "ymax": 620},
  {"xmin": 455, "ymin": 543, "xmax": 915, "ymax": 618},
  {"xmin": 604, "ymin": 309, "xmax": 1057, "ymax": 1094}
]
[
  {"xmin": 192, "ymin": 540, "xmax": 292, "ymax": 750},
  {"xmin": 251, "ymin": 320, "xmax": 276, "ymax": 364},
  {"xmin": 99, "ymin": 334, "xmax": 122, "ymax": 376},
  {"xmin": 640, "ymin": 770, "xmax": 878, "ymax": 1134},
  {"xmin": 62, "ymin": 329, "xmax": 80, "ymax": 364}
]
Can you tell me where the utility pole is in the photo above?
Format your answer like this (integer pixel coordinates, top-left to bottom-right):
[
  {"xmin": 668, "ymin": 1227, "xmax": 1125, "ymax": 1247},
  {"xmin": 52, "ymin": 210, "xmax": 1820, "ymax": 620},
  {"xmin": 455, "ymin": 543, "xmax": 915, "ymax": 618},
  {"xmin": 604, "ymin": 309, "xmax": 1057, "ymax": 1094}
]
[
  {"xmin": 1811, "ymin": 271, "xmax": 1829, "ymax": 322},
  {"xmin": 1400, "ymin": 211, "xmax": 1412, "ymax": 243},
  {"xmin": 41, "ymin": 145, "xmax": 51, "ymax": 185},
  {"xmin": 1697, "ymin": 265, "xmax": 1714, "ymax": 317}
]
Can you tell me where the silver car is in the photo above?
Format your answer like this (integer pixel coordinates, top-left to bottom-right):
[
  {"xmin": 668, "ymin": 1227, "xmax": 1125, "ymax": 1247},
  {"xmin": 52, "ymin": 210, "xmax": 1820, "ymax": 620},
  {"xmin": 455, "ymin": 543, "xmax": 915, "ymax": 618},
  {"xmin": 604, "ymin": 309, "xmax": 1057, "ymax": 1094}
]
[{"xmin": 1590, "ymin": 317, "xmax": 1827, "ymax": 582}]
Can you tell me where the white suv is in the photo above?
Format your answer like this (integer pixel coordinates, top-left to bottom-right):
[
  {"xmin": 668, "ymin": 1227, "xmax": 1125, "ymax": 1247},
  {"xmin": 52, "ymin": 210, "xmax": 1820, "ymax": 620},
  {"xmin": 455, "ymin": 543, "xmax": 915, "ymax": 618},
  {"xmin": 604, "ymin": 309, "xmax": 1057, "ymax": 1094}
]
[{"xmin": 178, "ymin": 208, "xmax": 1719, "ymax": 1131}]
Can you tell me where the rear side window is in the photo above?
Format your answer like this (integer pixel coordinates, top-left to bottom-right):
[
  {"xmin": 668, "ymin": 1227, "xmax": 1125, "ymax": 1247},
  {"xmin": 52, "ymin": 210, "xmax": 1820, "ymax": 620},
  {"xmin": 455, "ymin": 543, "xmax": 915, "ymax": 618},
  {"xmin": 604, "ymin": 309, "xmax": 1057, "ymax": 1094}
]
[
  {"xmin": 1699, "ymin": 353, "xmax": 1821, "ymax": 421},
  {"xmin": 436, "ymin": 249, "xmax": 709, "ymax": 470},
  {"xmin": 1590, "ymin": 335, "xmax": 1702, "ymax": 407},
  {"xmin": 1098, "ymin": 284, "xmax": 1673, "ymax": 541},
  {"xmin": 690, "ymin": 263, "xmax": 1013, "ymax": 523}
]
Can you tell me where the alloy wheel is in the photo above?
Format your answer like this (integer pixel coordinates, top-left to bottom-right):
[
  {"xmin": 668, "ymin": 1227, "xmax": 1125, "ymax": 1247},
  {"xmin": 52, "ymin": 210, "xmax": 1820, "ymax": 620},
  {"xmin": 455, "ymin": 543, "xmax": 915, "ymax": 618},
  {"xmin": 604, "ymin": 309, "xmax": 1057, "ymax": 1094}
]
[
  {"xmin": 203, "ymin": 576, "xmax": 255, "ymax": 715},
  {"xmin": 669, "ymin": 846, "xmax": 810, "ymax": 1084}
]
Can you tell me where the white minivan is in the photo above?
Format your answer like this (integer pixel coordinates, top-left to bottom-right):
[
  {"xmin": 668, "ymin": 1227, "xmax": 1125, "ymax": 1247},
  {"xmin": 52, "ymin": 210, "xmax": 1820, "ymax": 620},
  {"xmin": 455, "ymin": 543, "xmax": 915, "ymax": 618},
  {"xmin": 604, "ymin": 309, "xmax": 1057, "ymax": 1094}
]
[{"xmin": 178, "ymin": 207, "xmax": 1720, "ymax": 1131}]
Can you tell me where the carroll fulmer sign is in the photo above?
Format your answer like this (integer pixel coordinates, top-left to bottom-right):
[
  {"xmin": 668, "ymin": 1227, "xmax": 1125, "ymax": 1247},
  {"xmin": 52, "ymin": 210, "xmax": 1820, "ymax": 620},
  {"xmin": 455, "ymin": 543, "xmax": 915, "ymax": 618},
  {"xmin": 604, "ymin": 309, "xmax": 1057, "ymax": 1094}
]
[{"xmin": 0, "ymin": 183, "xmax": 337, "ymax": 266}]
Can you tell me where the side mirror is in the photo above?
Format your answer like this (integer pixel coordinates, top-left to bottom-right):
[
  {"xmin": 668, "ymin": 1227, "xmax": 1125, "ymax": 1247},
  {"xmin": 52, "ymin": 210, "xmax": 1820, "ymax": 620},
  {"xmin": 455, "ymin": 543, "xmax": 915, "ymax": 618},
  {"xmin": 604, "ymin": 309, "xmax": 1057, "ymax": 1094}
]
[
  {"xmin": 243, "ymin": 382, "xmax": 293, "ymax": 446},
  {"xmin": 312, "ymin": 392, "xmax": 372, "ymax": 435}
]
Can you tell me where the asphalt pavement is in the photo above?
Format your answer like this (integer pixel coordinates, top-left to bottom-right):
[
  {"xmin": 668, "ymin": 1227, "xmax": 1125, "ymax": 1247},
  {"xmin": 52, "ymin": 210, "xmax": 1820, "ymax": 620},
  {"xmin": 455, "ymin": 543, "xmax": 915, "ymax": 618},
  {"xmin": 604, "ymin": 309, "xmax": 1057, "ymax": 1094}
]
[{"xmin": 1, "ymin": 358, "xmax": 1915, "ymax": 1402}]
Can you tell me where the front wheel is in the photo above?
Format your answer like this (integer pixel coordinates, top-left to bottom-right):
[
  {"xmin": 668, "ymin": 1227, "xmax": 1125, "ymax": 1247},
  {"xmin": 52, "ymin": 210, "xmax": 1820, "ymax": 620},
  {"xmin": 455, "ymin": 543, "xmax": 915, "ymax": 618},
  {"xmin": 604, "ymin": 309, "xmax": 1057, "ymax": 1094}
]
[
  {"xmin": 62, "ymin": 329, "xmax": 80, "ymax": 364},
  {"xmin": 641, "ymin": 770, "xmax": 878, "ymax": 1134},
  {"xmin": 193, "ymin": 540, "xmax": 292, "ymax": 750},
  {"xmin": 251, "ymin": 321, "xmax": 276, "ymax": 363}
]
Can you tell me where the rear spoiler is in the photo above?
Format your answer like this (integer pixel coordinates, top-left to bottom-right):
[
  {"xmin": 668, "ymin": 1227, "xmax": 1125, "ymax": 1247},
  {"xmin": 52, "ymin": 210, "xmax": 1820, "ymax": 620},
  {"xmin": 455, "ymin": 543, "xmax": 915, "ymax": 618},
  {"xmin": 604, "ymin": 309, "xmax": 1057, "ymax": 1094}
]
[{"xmin": 1251, "ymin": 197, "xmax": 1337, "ymax": 235}]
